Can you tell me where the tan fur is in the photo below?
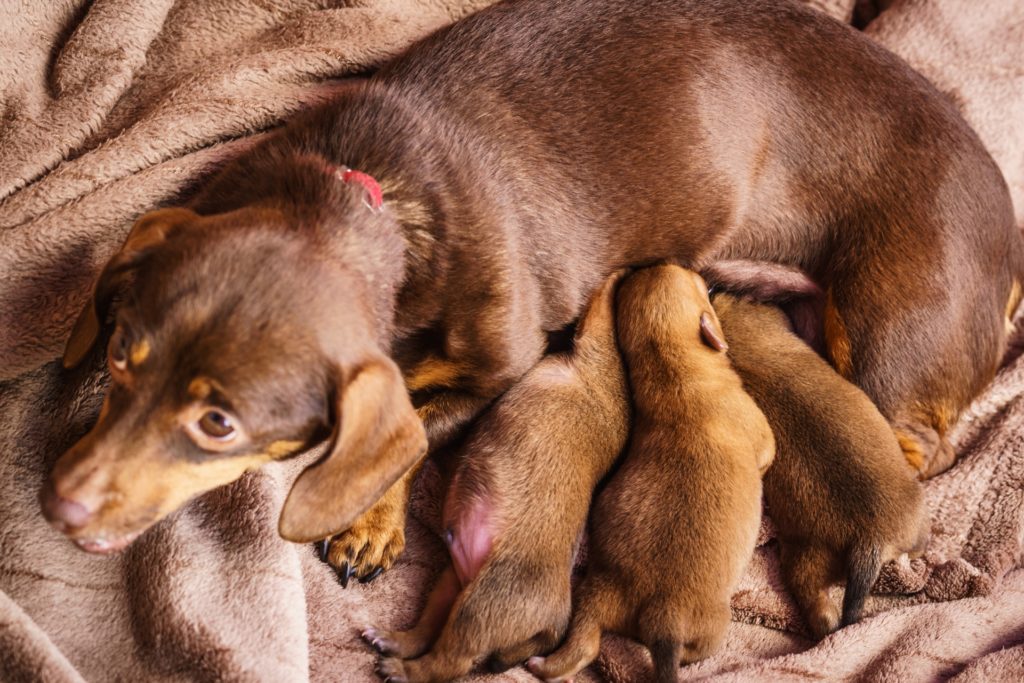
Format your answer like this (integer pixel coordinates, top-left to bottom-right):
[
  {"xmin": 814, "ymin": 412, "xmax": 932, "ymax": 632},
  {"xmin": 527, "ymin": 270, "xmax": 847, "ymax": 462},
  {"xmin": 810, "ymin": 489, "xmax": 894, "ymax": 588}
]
[
  {"xmin": 531, "ymin": 266, "xmax": 775, "ymax": 683},
  {"xmin": 823, "ymin": 289, "xmax": 853, "ymax": 380},
  {"xmin": 713, "ymin": 294, "xmax": 928, "ymax": 638},
  {"xmin": 45, "ymin": 413, "xmax": 276, "ymax": 549},
  {"xmin": 404, "ymin": 357, "xmax": 464, "ymax": 393},
  {"xmin": 896, "ymin": 431, "xmax": 927, "ymax": 473},
  {"xmin": 129, "ymin": 338, "xmax": 150, "ymax": 366},
  {"xmin": 1006, "ymin": 279, "xmax": 1022, "ymax": 335},
  {"xmin": 367, "ymin": 272, "xmax": 630, "ymax": 682}
]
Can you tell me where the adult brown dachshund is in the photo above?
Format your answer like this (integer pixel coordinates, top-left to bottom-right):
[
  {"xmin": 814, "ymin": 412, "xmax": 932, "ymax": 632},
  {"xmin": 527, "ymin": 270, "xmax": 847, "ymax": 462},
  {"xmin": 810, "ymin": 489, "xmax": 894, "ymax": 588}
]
[{"xmin": 43, "ymin": 0, "xmax": 1022, "ymax": 580}]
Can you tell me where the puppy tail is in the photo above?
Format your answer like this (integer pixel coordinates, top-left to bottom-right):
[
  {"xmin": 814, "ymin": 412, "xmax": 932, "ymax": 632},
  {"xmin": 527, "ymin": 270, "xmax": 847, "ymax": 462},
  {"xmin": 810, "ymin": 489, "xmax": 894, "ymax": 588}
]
[
  {"xmin": 650, "ymin": 639, "xmax": 682, "ymax": 683},
  {"xmin": 841, "ymin": 543, "xmax": 883, "ymax": 628}
]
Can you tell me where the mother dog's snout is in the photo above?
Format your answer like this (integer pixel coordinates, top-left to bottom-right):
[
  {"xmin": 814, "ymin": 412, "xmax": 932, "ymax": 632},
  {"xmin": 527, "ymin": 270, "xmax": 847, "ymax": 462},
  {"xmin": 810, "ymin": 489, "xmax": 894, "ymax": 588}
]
[{"xmin": 39, "ymin": 478, "xmax": 93, "ymax": 531}]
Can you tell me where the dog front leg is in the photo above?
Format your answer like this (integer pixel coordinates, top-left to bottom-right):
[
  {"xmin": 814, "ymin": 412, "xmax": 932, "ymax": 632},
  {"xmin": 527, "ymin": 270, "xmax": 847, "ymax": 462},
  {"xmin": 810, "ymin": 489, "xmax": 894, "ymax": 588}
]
[
  {"xmin": 321, "ymin": 325, "xmax": 544, "ymax": 583},
  {"xmin": 319, "ymin": 461, "xmax": 424, "ymax": 585},
  {"xmin": 405, "ymin": 335, "xmax": 545, "ymax": 451},
  {"xmin": 416, "ymin": 390, "xmax": 497, "ymax": 449}
]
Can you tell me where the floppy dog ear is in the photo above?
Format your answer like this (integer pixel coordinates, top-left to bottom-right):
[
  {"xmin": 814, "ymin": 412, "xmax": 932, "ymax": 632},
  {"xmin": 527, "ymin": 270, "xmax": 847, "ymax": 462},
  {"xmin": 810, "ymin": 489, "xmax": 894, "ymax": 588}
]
[
  {"xmin": 278, "ymin": 356, "xmax": 427, "ymax": 543},
  {"xmin": 63, "ymin": 208, "xmax": 196, "ymax": 369},
  {"xmin": 699, "ymin": 310, "xmax": 728, "ymax": 352},
  {"xmin": 689, "ymin": 270, "xmax": 728, "ymax": 352}
]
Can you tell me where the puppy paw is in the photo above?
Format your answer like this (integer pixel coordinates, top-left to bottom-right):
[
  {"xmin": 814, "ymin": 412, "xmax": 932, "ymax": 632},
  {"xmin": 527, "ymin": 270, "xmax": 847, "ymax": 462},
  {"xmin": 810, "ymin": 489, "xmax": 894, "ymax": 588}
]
[
  {"xmin": 807, "ymin": 602, "xmax": 841, "ymax": 639},
  {"xmin": 375, "ymin": 656, "xmax": 409, "ymax": 683},
  {"xmin": 362, "ymin": 628, "xmax": 399, "ymax": 656},
  {"xmin": 319, "ymin": 494, "xmax": 407, "ymax": 587},
  {"xmin": 527, "ymin": 656, "xmax": 575, "ymax": 683}
]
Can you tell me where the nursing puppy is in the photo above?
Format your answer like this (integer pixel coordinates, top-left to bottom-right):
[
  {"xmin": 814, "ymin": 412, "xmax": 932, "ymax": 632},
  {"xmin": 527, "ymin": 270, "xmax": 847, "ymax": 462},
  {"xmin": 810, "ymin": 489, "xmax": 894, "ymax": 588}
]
[
  {"xmin": 714, "ymin": 295, "xmax": 928, "ymax": 638},
  {"xmin": 366, "ymin": 272, "xmax": 629, "ymax": 683},
  {"xmin": 46, "ymin": 0, "xmax": 1021, "ymax": 579},
  {"xmin": 529, "ymin": 265, "xmax": 775, "ymax": 683}
]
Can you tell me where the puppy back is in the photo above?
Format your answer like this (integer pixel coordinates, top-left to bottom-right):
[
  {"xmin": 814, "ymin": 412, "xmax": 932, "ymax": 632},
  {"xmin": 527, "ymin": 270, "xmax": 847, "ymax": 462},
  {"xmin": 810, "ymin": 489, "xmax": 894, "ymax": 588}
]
[
  {"xmin": 715, "ymin": 295, "xmax": 922, "ymax": 543},
  {"xmin": 601, "ymin": 270, "xmax": 769, "ymax": 602},
  {"xmin": 444, "ymin": 273, "xmax": 631, "ymax": 559}
]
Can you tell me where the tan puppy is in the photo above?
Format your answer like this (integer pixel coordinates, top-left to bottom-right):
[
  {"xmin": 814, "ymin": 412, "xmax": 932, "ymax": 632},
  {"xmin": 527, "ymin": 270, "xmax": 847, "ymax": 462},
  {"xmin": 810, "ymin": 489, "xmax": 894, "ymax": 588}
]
[
  {"xmin": 365, "ymin": 272, "xmax": 630, "ymax": 683},
  {"xmin": 530, "ymin": 265, "xmax": 775, "ymax": 683},
  {"xmin": 713, "ymin": 294, "xmax": 928, "ymax": 638}
]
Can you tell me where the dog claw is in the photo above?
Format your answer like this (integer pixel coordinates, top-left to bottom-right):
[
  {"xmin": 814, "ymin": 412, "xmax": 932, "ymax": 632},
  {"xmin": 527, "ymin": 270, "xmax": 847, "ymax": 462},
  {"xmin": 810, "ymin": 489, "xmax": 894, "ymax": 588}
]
[
  {"xmin": 361, "ymin": 627, "xmax": 404, "ymax": 656},
  {"xmin": 376, "ymin": 657, "xmax": 408, "ymax": 683},
  {"xmin": 361, "ymin": 628, "xmax": 386, "ymax": 653},
  {"xmin": 316, "ymin": 539, "xmax": 330, "ymax": 562},
  {"xmin": 336, "ymin": 561, "xmax": 355, "ymax": 588},
  {"xmin": 361, "ymin": 566, "xmax": 384, "ymax": 584}
]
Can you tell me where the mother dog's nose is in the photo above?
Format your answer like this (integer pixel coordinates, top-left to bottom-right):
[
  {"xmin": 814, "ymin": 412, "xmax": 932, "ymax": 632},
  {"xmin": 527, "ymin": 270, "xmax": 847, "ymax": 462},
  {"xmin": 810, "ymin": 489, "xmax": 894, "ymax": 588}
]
[{"xmin": 40, "ymin": 481, "xmax": 93, "ymax": 531}]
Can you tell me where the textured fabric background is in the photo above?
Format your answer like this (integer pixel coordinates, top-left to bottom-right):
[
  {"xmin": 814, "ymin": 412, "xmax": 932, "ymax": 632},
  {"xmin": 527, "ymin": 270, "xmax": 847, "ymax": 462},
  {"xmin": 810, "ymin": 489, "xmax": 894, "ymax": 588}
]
[{"xmin": 2, "ymin": 0, "xmax": 1023, "ymax": 680}]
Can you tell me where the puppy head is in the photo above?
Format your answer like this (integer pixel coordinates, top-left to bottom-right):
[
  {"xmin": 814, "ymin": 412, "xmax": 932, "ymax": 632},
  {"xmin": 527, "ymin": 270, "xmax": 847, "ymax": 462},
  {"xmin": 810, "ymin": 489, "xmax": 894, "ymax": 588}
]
[
  {"xmin": 617, "ymin": 264, "xmax": 728, "ymax": 356},
  {"xmin": 44, "ymin": 205, "xmax": 425, "ymax": 552}
]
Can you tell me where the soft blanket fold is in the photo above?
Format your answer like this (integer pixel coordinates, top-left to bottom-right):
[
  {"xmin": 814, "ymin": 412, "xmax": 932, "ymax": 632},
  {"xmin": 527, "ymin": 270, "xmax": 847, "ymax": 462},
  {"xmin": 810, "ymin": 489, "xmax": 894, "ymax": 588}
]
[{"xmin": 2, "ymin": 0, "xmax": 1023, "ymax": 681}]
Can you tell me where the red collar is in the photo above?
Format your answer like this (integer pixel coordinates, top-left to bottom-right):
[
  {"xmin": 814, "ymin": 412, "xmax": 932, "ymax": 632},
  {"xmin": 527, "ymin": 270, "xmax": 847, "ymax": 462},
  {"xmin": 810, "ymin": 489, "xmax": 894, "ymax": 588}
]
[{"xmin": 325, "ymin": 164, "xmax": 384, "ymax": 211}]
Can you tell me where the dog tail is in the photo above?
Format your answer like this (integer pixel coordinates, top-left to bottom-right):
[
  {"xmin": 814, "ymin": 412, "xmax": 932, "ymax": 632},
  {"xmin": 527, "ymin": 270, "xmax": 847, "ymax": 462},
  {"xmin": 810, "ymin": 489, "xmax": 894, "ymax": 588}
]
[
  {"xmin": 841, "ymin": 542, "xmax": 883, "ymax": 628},
  {"xmin": 650, "ymin": 639, "xmax": 683, "ymax": 683}
]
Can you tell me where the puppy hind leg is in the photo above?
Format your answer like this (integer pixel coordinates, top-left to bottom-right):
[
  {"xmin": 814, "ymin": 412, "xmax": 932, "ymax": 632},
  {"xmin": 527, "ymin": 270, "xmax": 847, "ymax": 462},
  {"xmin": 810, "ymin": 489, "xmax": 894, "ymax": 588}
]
[
  {"xmin": 378, "ymin": 606, "xmax": 480, "ymax": 683},
  {"xmin": 526, "ymin": 619, "xmax": 600, "ymax": 683},
  {"xmin": 378, "ymin": 650, "xmax": 476, "ymax": 683},
  {"xmin": 527, "ymin": 579, "xmax": 622, "ymax": 682},
  {"xmin": 487, "ymin": 628, "xmax": 561, "ymax": 673},
  {"xmin": 779, "ymin": 542, "xmax": 841, "ymax": 639},
  {"xmin": 388, "ymin": 561, "xmax": 547, "ymax": 683},
  {"xmin": 364, "ymin": 565, "xmax": 461, "ymax": 659},
  {"xmin": 645, "ymin": 600, "xmax": 728, "ymax": 673}
]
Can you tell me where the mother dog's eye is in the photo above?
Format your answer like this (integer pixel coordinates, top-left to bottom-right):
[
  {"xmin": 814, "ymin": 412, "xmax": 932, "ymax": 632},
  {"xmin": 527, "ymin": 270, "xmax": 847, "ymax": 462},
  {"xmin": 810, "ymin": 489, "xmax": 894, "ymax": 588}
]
[
  {"xmin": 198, "ymin": 410, "xmax": 236, "ymax": 440},
  {"xmin": 108, "ymin": 327, "xmax": 130, "ymax": 371}
]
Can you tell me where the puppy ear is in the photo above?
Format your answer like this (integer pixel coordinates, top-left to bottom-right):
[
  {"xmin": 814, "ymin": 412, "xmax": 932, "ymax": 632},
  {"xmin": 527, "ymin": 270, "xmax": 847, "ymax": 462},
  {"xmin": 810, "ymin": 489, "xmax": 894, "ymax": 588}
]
[
  {"xmin": 699, "ymin": 310, "xmax": 728, "ymax": 352},
  {"xmin": 63, "ymin": 208, "xmax": 195, "ymax": 368},
  {"xmin": 279, "ymin": 356, "xmax": 427, "ymax": 543}
]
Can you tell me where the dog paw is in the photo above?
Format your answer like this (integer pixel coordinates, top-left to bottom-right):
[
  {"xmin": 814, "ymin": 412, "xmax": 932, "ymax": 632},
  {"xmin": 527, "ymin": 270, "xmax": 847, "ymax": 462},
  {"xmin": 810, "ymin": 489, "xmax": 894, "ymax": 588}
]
[
  {"xmin": 362, "ymin": 627, "xmax": 401, "ymax": 656},
  {"xmin": 807, "ymin": 602, "xmax": 841, "ymax": 639},
  {"xmin": 527, "ymin": 656, "xmax": 574, "ymax": 683},
  {"xmin": 318, "ymin": 495, "xmax": 407, "ymax": 587},
  {"xmin": 375, "ymin": 656, "xmax": 409, "ymax": 683}
]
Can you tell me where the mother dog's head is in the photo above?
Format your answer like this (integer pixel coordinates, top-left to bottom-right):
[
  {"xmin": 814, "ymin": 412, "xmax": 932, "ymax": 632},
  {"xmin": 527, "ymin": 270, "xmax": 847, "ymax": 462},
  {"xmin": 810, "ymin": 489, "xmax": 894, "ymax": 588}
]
[{"xmin": 41, "ymin": 197, "xmax": 426, "ymax": 553}]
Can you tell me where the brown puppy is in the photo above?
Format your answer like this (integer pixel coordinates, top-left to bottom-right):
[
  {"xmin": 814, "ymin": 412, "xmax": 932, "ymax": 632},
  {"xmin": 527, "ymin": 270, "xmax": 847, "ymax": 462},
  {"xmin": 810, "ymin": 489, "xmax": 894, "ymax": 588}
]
[
  {"xmin": 529, "ymin": 265, "xmax": 775, "ymax": 683},
  {"xmin": 45, "ymin": 0, "xmax": 1021, "ymax": 578},
  {"xmin": 364, "ymin": 272, "xmax": 628, "ymax": 682},
  {"xmin": 713, "ymin": 294, "xmax": 928, "ymax": 638}
]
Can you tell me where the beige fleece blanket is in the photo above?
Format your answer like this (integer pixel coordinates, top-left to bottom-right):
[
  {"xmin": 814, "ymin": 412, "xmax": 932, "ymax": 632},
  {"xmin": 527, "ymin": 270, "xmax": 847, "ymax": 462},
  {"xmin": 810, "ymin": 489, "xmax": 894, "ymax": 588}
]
[{"xmin": 2, "ymin": 0, "xmax": 1024, "ymax": 681}]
